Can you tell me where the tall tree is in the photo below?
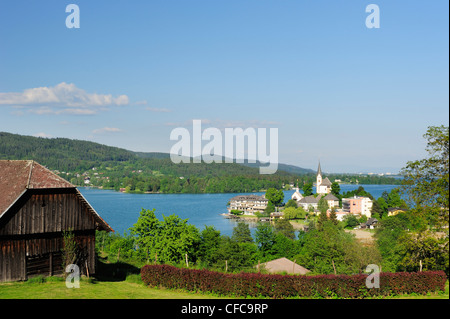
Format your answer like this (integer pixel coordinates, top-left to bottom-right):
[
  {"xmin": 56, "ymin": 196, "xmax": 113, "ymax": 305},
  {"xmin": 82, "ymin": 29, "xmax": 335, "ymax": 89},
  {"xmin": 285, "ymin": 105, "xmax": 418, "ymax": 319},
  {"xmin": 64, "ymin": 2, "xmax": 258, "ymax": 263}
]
[
  {"xmin": 317, "ymin": 196, "xmax": 329, "ymax": 214},
  {"xmin": 274, "ymin": 218, "xmax": 295, "ymax": 240},
  {"xmin": 255, "ymin": 223, "xmax": 275, "ymax": 256},
  {"xmin": 302, "ymin": 182, "xmax": 313, "ymax": 196},
  {"xmin": 331, "ymin": 182, "xmax": 341, "ymax": 197},
  {"xmin": 401, "ymin": 125, "xmax": 449, "ymax": 230},
  {"xmin": 231, "ymin": 222, "xmax": 253, "ymax": 244},
  {"xmin": 265, "ymin": 188, "xmax": 284, "ymax": 207}
]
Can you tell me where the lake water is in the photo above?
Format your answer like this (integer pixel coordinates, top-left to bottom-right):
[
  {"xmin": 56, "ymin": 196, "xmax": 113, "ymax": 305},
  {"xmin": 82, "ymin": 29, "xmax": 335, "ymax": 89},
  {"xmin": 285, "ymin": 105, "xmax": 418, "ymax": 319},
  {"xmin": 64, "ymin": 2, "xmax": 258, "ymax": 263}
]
[{"xmin": 79, "ymin": 184, "xmax": 399, "ymax": 236}]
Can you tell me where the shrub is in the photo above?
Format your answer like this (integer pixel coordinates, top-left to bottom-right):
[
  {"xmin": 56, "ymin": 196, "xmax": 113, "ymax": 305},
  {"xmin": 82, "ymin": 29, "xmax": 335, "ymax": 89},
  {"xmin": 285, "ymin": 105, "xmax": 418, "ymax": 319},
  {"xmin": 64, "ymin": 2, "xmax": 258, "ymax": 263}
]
[{"xmin": 141, "ymin": 264, "xmax": 446, "ymax": 298}]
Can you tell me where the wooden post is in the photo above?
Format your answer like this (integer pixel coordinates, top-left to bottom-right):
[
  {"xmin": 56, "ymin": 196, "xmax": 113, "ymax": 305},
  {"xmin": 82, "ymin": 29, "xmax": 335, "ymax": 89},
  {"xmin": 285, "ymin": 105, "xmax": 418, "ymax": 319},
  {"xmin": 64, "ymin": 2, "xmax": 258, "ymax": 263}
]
[
  {"xmin": 225, "ymin": 260, "xmax": 228, "ymax": 273},
  {"xmin": 85, "ymin": 260, "xmax": 90, "ymax": 278},
  {"xmin": 332, "ymin": 260, "xmax": 337, "ymax": 275},
  {"xmin": 49, "ymin": 253, "xmax": 53, "ymax": 276},
  {"xmin": 419, "ymin": 260, "xmax": 423, "ymax": 272},
  {"xmin": 185, "ymin": 253, "xmax": 189, "ymax": 268}
]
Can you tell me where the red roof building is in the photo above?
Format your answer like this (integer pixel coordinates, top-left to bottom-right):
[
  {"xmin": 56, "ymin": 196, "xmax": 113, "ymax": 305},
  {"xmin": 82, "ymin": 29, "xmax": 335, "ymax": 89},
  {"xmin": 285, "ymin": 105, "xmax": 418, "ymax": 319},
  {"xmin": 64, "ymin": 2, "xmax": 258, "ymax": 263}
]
[{"xmin": 0, "ymin": 160, "xmax": 113, "ymax": 282}]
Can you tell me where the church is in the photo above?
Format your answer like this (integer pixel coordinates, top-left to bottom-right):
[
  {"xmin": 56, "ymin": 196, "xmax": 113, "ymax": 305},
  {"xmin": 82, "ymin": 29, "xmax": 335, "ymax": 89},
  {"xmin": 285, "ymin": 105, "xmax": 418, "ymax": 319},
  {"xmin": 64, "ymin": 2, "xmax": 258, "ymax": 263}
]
[
  {"xmin": 315, "ymin": 161, "xmax": 332, "ymax": 195},
  {"xmin": 291, "ymin": 162, "xmax": 337, "ymax": 210}
]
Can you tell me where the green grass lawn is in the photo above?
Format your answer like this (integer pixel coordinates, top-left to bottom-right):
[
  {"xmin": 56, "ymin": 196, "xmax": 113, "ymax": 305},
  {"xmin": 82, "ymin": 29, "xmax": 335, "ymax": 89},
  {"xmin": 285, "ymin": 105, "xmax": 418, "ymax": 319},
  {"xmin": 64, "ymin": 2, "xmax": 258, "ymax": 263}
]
[
  {"xmin": 1, "ymin": 257, "xmax": 448, "ymax": 299},
  {"xmin": 0, "ymin": 277, "xmax": 223, "ymax": 299},
  {"xmin": 1, "ymin": 276, "xmax": 447, "ymax": 299}
]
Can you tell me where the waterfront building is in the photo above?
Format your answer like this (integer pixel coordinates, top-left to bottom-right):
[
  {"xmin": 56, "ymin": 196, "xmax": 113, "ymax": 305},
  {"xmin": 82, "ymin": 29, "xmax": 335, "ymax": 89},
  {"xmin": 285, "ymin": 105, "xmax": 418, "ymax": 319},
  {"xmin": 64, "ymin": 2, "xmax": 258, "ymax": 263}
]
[{"xmin": 227, "ymin": 194, "xmax": 268, "ymax": 215}]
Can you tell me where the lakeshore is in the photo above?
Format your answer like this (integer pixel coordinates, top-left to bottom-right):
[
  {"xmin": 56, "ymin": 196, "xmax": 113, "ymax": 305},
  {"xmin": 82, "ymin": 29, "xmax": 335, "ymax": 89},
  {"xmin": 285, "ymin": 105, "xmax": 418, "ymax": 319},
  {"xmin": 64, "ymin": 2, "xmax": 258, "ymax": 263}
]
[{"xmin": 79, "ymin": 184, "xmax": 399, "ymax": 236}]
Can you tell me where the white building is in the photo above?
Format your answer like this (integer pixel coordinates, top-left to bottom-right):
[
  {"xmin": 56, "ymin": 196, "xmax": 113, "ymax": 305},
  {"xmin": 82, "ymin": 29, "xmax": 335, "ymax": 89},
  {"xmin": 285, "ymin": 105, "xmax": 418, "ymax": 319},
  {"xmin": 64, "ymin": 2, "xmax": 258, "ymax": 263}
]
[
  {"xmin": 316, "ymin": 162, "xmax": 332, "ymax": 195},
  {"xmin": 228, "ymin": 195, "xmax": 269, "ymax": 215}
]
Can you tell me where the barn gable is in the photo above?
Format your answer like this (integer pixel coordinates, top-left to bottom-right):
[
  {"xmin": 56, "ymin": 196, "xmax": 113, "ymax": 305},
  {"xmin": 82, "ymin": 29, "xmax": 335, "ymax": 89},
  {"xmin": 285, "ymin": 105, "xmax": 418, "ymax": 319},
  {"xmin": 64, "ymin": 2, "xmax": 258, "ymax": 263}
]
[
  {"xmin": 0, "ymin": 160, "xmax": 112, "ymax": 232},
  {"xmin": 0, "ymin": 160, "xmax": 113, "ymax": 282}
]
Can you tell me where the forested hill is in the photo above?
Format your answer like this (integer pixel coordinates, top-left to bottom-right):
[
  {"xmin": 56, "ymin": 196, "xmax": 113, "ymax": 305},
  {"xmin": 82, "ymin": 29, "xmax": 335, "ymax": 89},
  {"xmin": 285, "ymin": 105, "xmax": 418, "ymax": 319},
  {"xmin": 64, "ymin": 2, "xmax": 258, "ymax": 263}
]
[
  {"xmin": 0, "ymin": 132, "xmax": 306, "ymax": 193},
  {"xmin": 0, "ymin": 132, "xmax": 400, "ymax": 193}
]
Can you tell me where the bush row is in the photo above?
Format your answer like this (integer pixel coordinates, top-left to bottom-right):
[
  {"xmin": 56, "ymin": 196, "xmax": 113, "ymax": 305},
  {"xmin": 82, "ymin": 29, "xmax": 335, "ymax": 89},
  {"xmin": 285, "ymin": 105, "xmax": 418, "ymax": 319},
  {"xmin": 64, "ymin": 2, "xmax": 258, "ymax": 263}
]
[{"xmin": 141, "ymin": 264, "xmax": 446, "ymax": 298}]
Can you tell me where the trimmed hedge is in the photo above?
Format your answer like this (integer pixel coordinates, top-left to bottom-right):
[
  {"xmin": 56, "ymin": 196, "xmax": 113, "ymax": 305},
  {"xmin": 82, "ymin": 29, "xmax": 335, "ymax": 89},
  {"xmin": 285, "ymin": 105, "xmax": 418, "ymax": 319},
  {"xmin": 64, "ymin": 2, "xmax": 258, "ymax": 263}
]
[{"xmin": 141, "ymin": 264, "xmax": 447, "ymax": 298}]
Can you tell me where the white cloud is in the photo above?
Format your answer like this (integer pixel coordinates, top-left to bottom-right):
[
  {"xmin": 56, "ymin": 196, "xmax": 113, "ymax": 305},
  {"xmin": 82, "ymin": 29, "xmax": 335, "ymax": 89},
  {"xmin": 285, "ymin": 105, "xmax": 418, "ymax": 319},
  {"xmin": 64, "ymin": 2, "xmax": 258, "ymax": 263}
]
[
  {"xmin": 92, "ymin": 127, "xmax": 123, "ymax": 134},
  {"xmin": 146, "ymin": 107, "xmax": 171, "ymax": 113},
  {"xmin": 0, "ymin": 82, "xmax": 129, "ymax": 115}
]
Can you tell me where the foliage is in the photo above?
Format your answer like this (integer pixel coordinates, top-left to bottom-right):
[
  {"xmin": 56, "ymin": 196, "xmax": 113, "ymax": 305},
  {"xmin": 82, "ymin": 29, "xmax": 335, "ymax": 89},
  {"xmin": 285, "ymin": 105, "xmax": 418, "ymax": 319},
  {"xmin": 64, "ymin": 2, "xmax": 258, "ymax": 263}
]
[
  {"xmin": 400, "ymin": 125, "xmax": 449, "ymax": 230},
  {"xmin": 285, "ymin": 199, "xmax": 298, "ymax": 208},
  {"xmin": 273, "ymin": 219, "xmax": 295, "ymax": 240},
  {"xmin": 231, "ymin": 223, "xmax": 253, "ymax": 244},
  {"xmin": 374, "ymin": 213, "xmax": 413, "ymax": 272},
  {"xmin": 397, "ymin": 231, "xmax": 449, "ymax": 275},
  {"xmin": 265, "ymin": 188, "xmax": 284, "ymax": 206},
  {"xmin": 197, "ymin": 226, "xmax": 221, "ymax": 267},
  {"xmin": 302, "ymin": 183, "xmax": 313, "ymax": 196},
  {"xmin": 254, "ymin": 223, "xmax": 275, "ymax": 258},
  {"xmin": 317, "ymin": 196, "xmax": 329, "ymax": 214},
  {"xmin": 141, "ymin": 264, "xmax": 447, "ymax": 298},
  {"xmin": 283, "ymin": 206, "xmax": 306, "ymax": 220},
  {"xmin": 295, "ymin": 221, "xmax": 381, "ymax": 275},
  {"xmin": 129, "ymin": 209, "xmax": 200, "ymax": 264},
  {"xmin": 62, "ymin": 230, "xmax": 79, "ymax": 271},
  {"xmin": 342, "ymin": 186, "xmax": 374, "ymax": 200}
]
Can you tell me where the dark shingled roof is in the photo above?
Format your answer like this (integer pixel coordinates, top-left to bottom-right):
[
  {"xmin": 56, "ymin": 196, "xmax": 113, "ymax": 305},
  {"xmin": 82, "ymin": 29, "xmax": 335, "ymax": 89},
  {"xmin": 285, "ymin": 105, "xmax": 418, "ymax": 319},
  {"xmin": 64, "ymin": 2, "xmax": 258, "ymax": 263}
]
[
  {"xmin": 229, "ymin": 194, "xmax": 268, "ymax": 202},
  {"xmin": 323, "ymin": 193, "xmax": 339, "ymax": 201},
  {"xmin": 0, "ymin": 160, "xmax": 113, "ymax": 231},
  {"xmin": 299, "ymin": 195, "xmax": 319, "ymax": 204},
  {"xmin": 320, "ymin": 177, "xmax": 332, "ymax": 186}
]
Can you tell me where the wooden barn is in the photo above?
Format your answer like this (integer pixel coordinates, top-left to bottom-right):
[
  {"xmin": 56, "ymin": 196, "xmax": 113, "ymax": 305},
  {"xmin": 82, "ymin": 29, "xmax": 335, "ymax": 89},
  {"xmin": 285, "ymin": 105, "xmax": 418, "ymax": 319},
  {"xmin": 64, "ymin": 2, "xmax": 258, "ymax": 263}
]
[{"xmin": 0, "ymin": 160, "xmax": 113, "ymax": 282}]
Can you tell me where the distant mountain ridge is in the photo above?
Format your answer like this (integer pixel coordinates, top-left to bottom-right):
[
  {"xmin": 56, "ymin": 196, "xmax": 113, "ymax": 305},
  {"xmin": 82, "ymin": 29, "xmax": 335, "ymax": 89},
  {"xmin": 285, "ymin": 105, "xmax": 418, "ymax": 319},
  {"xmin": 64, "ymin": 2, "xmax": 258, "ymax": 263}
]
[{"xmin": 0, "ymin": 131, "xmax": 314, "ymax": 176}]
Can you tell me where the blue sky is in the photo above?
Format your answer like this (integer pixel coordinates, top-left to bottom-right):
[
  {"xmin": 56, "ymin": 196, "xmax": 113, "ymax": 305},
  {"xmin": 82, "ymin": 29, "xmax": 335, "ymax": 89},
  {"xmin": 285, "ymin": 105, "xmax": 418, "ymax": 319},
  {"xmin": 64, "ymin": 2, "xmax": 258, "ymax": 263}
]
[{"xmin": 0, "ymin": 0, "xmax": 448, "ymax": 173}]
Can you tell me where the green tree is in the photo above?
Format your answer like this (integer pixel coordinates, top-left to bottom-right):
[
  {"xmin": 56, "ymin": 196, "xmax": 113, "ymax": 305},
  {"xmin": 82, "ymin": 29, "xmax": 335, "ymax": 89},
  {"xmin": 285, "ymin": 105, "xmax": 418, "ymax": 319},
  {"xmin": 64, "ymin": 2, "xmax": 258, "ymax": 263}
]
[
  {"xmin": 343, "ymin": 214, "xmax": 359, "ymax": 229},
  {"xmin": 317, "ymin": 211, "xmax": 329, "ymax": 230},
  {"xmin": 373, "ymin": 197, "xmax": 389, "ymax": 219},
  {"xmin": 302, "ymin": 183, "xmax": 313, "ymax": 196},
  {"xmin": 401, "ymin": 125, "xmax": 449, "ymax": 230},
  {"xmin": 374, "ymin": 213, "xmax": 412, "ymax": 272},
  {"xmin": 231, "ymin": 222, "xmax": 253, "ymax": 244},
  {"xmin": 329, "ymin": 208, "xmax": 338, "ymax": 225},
  {"xmin": 255, "ymin": 223, "xmax": 275, "ymax": 257},
  {"xmin": 129, "ymin": 209, "xmax": 200, "ymax": 264},
  {"xmin": 265, "ymin": 188, "xmax": 284, "ymax": 207},
  {"xmin": 283, "ymin": 206, "xmax": 306, "ymax": 220},
  {"xmin": 129, "ymin": 208, "xmax": 160, "ymax": 259},
  {"xmin": 296, "ymin": 221, "xmax": 380, "ymax": 275},
  {"xmin": 397, "ymin": 231, "xmax": 449, "ymax": 274},
  {"xmin": 212, "ymin": 236, "xmax": 256, "ymax": 271},
  {"xmin": 197, "ymin": 226, "xmax": 221, "ymax": 266},
  {"xmin": 317, "ymin": 196, "xmax": 329, "ymax": 214},
  {"xmin": 387, "ymin": 188, "xmax": 407, "ymax": 209},
  {"xmin": 331, "ymin": 182, "xmax": 340, "ymax": 197},
  {"xmin": 285, "ymin": 199, "xmax": 298, "ymax": 208},
  {"xmin": 274, "ymin": 218, "xmax": 295, "ymax": 240}
]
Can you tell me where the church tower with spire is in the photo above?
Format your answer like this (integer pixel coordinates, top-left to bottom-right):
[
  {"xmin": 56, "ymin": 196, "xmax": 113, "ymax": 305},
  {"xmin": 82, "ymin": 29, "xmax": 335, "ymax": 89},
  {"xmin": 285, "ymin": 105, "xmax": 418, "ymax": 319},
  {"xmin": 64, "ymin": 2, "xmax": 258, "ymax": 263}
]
[
  {"xmin": 316, "ymin": 161, "xmax": 332, "ymax": 195},
  {"xmin": 316, "ymin": 161, "xmax": 323, "ymax": 189}
]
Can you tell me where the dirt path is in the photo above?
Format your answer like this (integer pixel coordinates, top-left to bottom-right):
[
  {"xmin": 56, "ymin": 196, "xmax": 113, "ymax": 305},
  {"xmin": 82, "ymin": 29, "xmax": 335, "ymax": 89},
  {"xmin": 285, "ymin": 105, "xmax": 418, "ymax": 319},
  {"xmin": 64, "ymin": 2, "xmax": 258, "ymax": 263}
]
[{"xmin": 345, "ymin": 229, "xmax": 375, "ymax": 243}]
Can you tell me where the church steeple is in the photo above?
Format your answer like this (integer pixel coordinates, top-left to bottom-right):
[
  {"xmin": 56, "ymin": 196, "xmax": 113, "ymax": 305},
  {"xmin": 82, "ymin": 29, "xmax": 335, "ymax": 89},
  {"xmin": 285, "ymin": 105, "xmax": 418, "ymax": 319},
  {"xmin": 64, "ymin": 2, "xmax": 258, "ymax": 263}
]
[
  {"xmin": 317, "ymin": 161, "xmax": 322, "ymax": 177},
  {"xmin": 316, "ymin": 161, "xmax": 323, "ymax": 192}
]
